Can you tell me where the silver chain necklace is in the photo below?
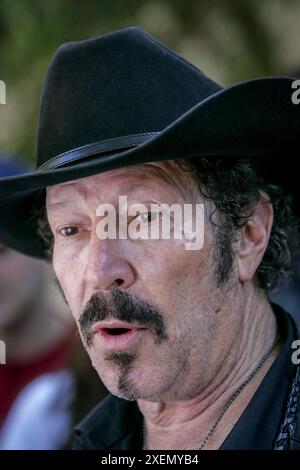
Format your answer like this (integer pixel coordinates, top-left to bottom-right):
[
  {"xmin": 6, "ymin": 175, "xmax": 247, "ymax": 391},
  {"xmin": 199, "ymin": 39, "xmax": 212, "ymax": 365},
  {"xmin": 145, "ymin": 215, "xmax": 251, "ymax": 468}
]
[{"xmin": 142, "ymin": 332, "xmax": 280, "ymax": 450}]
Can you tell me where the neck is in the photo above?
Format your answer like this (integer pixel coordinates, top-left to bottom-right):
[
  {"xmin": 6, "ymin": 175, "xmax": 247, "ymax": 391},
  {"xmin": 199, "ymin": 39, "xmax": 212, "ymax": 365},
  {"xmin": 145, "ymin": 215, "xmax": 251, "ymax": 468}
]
[{"xmin": 138, "ymin": 287, "xmax": 281, "ymax": 450}]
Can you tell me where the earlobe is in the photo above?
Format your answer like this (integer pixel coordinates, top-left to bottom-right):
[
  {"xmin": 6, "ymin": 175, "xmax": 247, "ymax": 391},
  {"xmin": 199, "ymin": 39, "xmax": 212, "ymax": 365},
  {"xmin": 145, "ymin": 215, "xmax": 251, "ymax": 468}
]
[{"xmin": 237, "ymin": 198, "xmax": 273, "ymax": 284}]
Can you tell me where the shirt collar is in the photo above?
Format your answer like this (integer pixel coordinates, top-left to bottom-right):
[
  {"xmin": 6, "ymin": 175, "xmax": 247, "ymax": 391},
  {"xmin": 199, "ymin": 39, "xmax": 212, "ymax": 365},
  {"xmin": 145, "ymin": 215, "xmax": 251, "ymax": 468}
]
[
  {"xmin": 220, "ymin": 304, "xmax": 299, "ymax": 449},
  {"xmin": 75, "ymin": 391, "xmax": 143, "ymax": 450}
]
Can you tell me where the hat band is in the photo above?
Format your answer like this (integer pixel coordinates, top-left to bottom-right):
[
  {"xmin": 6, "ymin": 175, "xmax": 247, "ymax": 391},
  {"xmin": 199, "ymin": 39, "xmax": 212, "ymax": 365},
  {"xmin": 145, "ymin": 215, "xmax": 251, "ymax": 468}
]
[{"xmin": 37, "ymin": 132, "xmax": 160, "ymax": 172}]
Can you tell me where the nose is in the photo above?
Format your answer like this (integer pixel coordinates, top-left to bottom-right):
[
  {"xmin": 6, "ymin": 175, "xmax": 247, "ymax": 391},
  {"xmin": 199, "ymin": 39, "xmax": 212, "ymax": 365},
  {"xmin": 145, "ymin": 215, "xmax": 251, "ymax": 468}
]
[{"xmin": 84, "ymin": 234, "xmax": 135, "ymax": 292}]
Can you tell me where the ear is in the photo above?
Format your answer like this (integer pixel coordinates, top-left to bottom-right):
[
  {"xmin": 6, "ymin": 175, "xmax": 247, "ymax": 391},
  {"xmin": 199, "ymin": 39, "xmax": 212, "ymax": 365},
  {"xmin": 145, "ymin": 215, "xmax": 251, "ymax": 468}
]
[{"xmin": 237, "ymin": 192, "xmax": 273, "ymax": 284}]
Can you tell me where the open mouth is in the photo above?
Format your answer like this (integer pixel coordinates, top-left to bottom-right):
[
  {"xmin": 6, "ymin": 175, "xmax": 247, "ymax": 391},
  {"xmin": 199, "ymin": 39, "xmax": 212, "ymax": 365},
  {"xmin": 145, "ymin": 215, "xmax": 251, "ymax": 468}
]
[
  {"xmin": 102, "ymin": 327, "xmax": 133, "ymax": 336},
  {"xmin": 91, "ymin": 322, "xmax": 147, "ymax": 351}
]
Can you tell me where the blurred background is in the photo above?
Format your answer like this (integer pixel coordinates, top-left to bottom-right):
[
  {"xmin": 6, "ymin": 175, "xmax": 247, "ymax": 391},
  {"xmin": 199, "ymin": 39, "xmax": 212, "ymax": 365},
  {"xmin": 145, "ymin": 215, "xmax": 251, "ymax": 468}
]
[
  {"xmin": 0, "ymin": 0, "xmax": 299, "ymax": 449},
  {"xmin": 1, "ymin": 0, "xmax": 300, "ymax": 162}
]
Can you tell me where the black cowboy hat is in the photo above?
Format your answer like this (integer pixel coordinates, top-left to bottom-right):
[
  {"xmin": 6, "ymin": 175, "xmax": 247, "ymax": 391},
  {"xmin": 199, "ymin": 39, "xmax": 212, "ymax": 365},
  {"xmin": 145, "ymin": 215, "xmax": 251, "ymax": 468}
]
[{"xmin": 0, "ymin": 26, "xmax": 299, "ymax": 258}]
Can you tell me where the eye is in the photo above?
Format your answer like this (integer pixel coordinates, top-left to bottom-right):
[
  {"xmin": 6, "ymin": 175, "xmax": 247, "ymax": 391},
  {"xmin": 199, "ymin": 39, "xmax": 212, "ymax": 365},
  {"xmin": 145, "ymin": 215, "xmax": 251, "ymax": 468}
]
[
  {"xmin": 58, "ymin": 226, "xmax": 79, "ymax": 237},
  {"xmin": 138, "ymin": 211, "xmax": 159, "ymax": 223}
]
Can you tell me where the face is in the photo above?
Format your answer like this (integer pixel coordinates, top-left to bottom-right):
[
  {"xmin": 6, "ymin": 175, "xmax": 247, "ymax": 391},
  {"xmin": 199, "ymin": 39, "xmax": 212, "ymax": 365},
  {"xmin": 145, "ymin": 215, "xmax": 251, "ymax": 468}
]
[
  {"xmin": 47, "ymin": 161, "xmax": 243, "ymax": 401},
  {"xmin": 0, "ymin": 243, "xmax": 44, "ymax": 330}
]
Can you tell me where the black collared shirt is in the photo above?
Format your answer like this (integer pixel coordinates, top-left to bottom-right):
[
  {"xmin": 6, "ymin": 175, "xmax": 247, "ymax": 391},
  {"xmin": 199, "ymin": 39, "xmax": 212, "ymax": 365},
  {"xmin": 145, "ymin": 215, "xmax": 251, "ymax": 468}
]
[{"xmin": 74, "ymin": 304, "xmax": 299, "ymax": 450}]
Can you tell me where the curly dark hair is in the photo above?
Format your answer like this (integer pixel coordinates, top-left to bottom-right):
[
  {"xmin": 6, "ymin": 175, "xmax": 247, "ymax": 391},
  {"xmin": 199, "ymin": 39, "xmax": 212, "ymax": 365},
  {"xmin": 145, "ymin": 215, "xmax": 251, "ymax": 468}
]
[
  {"xmin": 176, "ymin": 157, "xmax": 300, "ymax": 291},
  {"xmin": 36, "ymin": 157, "xmax": 300, "ymax": 292}
]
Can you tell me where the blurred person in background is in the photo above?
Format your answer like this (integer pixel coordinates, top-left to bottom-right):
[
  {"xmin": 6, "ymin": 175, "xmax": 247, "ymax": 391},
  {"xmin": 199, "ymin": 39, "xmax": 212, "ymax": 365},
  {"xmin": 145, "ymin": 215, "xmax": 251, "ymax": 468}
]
[{"xmin": 0, "ymin": 156, "xmax": 107, "ymax": 449}]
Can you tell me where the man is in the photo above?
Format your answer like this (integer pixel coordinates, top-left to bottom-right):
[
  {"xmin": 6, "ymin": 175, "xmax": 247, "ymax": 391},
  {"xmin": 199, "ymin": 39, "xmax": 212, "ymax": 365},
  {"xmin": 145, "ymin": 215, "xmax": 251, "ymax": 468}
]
[{"xmin": 0, "ymin": 27, "xmax": 299, "ymax": 450}]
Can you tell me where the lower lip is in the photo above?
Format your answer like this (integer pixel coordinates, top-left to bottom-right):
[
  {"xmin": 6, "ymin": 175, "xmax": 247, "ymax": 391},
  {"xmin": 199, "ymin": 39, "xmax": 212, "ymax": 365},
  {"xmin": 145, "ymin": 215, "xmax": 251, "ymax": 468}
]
[{"xmin": 94, "ymin": 328, "xmax": 147, "ymax": 351}]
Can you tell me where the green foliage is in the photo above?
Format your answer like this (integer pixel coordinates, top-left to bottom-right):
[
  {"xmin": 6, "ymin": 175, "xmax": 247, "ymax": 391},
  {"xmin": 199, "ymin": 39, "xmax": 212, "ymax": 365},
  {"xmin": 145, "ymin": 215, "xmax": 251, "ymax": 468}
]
[{"xmin": 0, "ymin": 0, "xmax": 298, "ymax": 162}]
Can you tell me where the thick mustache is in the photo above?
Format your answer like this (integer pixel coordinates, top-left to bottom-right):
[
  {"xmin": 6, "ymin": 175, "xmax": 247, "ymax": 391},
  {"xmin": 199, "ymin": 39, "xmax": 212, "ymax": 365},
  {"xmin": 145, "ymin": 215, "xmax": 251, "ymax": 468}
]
[{"xmin": 79, "ymin": 289, "xmax": 167, "ymax": 347}]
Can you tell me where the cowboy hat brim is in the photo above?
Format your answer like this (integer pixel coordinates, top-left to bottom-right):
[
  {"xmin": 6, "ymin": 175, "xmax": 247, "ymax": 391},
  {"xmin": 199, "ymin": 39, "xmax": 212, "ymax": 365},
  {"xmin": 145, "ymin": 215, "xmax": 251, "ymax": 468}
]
[{"xmin": 0, "ymin": 76, "xmax": 298, "ymax": 258}]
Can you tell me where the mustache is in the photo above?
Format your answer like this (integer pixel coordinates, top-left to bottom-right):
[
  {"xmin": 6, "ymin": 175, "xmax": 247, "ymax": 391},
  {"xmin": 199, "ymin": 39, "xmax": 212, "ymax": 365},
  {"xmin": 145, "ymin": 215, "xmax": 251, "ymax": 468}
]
[{"xmin": 79, "ymin": 289, "xmax": 168, "ymax": 347}]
